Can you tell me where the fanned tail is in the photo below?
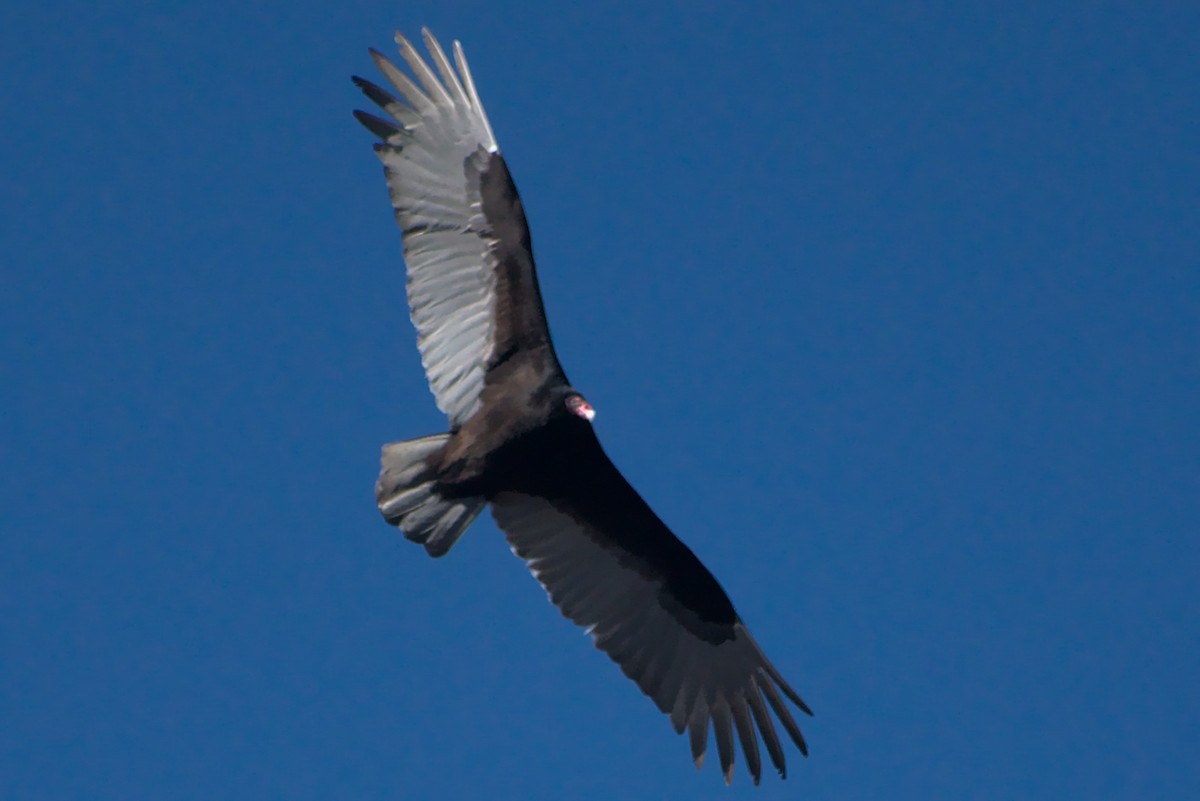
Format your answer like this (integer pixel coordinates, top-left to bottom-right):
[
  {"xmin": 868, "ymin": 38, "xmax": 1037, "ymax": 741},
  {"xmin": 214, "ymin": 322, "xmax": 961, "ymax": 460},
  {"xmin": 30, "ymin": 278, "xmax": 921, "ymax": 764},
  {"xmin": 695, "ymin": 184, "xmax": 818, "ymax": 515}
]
[{"xmin": 375, "ymin": 434, "xmax": 484, "ymax": 557}]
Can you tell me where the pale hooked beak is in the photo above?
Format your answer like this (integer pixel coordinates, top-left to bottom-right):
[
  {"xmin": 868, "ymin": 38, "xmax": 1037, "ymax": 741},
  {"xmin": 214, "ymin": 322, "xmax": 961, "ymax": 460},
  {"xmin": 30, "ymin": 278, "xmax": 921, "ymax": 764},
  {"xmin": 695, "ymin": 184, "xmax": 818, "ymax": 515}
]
[{"xmin": 575, "ymin": 400, "xmax": 596, "ymax": 422}]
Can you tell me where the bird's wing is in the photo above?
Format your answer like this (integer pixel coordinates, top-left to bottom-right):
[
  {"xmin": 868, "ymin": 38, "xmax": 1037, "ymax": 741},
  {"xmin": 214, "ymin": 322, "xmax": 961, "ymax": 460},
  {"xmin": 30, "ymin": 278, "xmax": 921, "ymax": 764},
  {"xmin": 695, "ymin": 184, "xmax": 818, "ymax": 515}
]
[
  {"xmin": 353, "ymin": 30, "xmax": 563, "ymax": 427},
  {"xmin": 489, "ymin": 447, "xmax": 811, "ymax": 785}
]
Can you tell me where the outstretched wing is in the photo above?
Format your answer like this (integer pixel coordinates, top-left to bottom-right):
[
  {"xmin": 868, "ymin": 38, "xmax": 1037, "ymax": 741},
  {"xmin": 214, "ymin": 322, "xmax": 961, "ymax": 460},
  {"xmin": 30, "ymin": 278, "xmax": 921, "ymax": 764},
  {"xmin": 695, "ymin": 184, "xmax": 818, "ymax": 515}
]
[
  {"xmin": 353, "ymin": 30, "xmax": 562, "ymax": 427},
  {"xmin": 489, "ymin": 440, "xmax": 812, "ymax": 785}
]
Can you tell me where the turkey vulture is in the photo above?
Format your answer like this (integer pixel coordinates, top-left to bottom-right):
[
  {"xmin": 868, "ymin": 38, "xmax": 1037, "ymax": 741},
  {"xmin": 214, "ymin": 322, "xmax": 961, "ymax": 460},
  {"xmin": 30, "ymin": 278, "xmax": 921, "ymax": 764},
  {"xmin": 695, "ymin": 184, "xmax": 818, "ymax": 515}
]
[{"xmin": 352, "ymin": 29, "xmax": 812, "ymax": 785}]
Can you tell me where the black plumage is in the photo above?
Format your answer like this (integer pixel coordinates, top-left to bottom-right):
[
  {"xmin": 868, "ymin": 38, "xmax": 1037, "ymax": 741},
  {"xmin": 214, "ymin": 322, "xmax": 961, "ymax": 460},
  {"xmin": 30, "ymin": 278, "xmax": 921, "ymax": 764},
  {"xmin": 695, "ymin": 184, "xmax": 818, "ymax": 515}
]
[{"xmin": 353, "ymin": 29, "xmax": 812, "ymax": 785}]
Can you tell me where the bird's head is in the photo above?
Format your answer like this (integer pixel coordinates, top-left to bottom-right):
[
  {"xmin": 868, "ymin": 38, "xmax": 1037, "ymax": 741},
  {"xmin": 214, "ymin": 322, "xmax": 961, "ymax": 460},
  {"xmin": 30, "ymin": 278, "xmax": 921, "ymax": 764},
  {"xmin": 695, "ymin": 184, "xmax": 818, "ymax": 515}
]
[{"xmin": 564, "ymin": 392, "xmax": 596, "ymax": 423}]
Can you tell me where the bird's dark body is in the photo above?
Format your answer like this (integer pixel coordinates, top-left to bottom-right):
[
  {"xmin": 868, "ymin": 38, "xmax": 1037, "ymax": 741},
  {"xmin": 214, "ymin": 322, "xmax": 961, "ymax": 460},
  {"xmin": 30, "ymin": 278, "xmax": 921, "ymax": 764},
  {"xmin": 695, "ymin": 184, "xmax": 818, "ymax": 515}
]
[{"xmin": 433, "ymin": 395, "xmax": 741, "ymax": 638}]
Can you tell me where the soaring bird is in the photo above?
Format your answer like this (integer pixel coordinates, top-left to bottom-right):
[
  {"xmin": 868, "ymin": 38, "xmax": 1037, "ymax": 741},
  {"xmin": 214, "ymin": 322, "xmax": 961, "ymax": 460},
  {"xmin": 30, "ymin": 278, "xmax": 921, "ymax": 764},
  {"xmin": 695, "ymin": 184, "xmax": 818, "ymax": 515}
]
[{"xmin": 353, "ymin": 29, "xmax": 812, "ymax": 785}]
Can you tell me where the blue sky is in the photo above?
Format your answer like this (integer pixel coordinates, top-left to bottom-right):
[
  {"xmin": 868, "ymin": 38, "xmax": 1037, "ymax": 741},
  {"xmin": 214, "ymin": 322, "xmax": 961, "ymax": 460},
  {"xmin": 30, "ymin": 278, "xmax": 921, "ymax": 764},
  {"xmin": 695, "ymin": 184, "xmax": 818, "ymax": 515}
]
[{"xmin": 3, "ymin": 1, "xmax": 1197, "ymax": 798}]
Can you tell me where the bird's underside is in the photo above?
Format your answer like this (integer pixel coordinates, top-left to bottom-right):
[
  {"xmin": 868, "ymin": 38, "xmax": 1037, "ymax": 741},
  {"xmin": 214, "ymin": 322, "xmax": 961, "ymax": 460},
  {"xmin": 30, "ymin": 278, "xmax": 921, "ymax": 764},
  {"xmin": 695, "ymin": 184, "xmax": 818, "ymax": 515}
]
[{"xmin": 354, "ymin": 28, "xmax": 812, "ymax": 785}]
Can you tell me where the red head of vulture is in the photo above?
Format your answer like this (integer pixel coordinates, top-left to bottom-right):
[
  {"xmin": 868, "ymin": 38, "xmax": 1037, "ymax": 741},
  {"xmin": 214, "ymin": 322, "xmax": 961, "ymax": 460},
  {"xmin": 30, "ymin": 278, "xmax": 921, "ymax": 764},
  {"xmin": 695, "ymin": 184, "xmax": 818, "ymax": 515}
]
[{"xmin": 352, "ymin": 29, "xmax": 812, "ymax": 786}]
